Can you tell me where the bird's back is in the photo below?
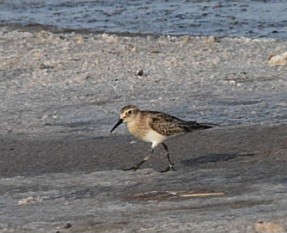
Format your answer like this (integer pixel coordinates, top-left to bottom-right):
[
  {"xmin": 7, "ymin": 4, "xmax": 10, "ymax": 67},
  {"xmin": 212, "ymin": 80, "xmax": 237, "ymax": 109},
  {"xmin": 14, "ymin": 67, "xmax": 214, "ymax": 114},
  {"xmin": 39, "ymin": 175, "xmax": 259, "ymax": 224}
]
[{"xmin": 142, "ymin": 111, "xmax": 214, "ymax": 137}]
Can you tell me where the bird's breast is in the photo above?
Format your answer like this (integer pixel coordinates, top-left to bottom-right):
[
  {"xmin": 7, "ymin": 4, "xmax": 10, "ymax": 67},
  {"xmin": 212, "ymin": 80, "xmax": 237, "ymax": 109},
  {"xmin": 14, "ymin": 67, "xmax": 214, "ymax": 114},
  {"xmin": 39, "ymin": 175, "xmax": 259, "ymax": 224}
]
[
  {"xmin": 127, "ymin": 121, "xmax": 148, "ymax": 140},
  {"xmin": 127, "ymin": 120, "xmax": 167, "ymax": 144}
]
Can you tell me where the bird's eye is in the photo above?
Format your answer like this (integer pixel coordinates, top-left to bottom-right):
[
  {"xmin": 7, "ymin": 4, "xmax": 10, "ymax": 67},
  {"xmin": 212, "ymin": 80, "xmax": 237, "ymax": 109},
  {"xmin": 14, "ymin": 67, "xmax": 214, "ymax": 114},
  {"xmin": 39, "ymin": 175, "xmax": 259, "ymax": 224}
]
[{"xmin": 127, "ymin": 110, "xmax": 132, "ymax": 114}]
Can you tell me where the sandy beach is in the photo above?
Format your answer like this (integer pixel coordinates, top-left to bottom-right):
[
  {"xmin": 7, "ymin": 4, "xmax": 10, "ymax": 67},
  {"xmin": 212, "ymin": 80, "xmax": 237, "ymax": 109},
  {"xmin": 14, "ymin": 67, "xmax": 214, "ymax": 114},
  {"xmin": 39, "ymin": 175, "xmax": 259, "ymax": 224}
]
[{"xmin": 0, "ymin": 25, "xmax": 287, "ymax": 232}]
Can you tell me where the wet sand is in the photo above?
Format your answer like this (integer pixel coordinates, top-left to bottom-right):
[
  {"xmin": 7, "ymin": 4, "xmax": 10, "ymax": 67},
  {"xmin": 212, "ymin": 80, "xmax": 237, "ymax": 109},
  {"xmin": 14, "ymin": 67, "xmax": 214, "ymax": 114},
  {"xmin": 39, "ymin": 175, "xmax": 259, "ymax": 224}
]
[
  {"xmin": 1, "ymin": 125, "xmax": 287, "ymax": 232},
  {"xmin": 0, "ymin": 25, "xmax": 287, "ymax": 232}
]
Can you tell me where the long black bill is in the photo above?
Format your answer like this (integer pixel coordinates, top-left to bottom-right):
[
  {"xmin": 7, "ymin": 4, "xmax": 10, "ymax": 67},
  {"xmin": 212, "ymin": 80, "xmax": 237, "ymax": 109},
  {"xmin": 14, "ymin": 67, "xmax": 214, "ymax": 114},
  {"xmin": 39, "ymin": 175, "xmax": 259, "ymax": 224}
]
[{"xmin": 110, "ymin": 119, "xmax": 123, "ymax": 132}]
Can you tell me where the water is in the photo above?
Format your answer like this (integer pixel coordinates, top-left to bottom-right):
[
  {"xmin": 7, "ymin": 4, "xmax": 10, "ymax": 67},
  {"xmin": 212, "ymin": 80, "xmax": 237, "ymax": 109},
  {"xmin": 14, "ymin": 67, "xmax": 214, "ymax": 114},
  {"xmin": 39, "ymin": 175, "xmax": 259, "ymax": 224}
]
[{"xmin": 0, "ymin": 0, "xmax": 286, "ymax": 39}]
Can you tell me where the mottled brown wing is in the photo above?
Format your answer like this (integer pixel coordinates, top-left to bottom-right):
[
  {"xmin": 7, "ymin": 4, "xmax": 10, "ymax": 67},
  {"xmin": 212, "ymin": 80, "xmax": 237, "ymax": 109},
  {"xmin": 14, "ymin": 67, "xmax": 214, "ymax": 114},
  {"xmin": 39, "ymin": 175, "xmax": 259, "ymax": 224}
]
[{"xmin": 146, "ymin": 111, "xmax": 189, "ymax": 136}]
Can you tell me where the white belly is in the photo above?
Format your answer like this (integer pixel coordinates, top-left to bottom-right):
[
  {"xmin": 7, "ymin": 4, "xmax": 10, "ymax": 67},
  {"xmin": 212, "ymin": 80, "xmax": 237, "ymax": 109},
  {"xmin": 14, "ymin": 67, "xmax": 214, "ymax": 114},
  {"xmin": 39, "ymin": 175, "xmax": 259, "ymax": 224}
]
[{"xmin": 142, "ymin": 130, "xmax": 167, "ymax": 148}]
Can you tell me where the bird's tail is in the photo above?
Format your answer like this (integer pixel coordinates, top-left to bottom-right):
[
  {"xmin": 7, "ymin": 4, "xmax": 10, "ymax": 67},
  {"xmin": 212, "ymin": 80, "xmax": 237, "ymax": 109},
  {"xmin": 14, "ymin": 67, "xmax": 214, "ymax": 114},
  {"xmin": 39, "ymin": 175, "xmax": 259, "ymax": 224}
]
[{"xmin": 185, "ymin": 121, "xmax": 217, "ymax": 131}]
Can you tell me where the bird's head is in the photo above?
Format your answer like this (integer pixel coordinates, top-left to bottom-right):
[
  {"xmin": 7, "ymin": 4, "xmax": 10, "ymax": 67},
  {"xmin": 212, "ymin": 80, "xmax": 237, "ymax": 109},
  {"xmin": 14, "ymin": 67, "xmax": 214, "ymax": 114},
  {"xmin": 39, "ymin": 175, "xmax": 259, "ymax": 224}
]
[{"xmin": 110, "ymin": 105, "xmax": 140, "ymax": 132}]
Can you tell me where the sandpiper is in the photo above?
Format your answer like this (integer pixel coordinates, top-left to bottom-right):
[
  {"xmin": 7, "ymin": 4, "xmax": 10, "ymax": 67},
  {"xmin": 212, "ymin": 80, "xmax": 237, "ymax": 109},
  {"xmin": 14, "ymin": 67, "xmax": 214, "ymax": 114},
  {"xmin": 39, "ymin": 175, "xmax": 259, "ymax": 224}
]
[{"xmin": 110, "ymin": 105, "xmax": 215, "ymax": 172}]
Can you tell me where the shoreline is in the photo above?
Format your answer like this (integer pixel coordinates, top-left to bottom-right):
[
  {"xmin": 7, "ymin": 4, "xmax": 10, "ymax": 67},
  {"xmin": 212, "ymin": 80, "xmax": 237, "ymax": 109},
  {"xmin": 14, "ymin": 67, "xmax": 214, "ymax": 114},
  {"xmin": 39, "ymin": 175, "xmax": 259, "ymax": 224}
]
[{"xmin": 1, "ymin": 23, "xmax": 285, "ymax": 41}]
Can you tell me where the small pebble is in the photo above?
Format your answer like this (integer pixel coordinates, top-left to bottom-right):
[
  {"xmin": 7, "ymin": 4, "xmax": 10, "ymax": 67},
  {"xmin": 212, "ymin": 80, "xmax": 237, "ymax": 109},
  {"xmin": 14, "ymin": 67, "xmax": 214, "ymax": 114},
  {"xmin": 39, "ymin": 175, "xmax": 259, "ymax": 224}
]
[
  {"xmin": 136, "ymin": 68, "xmax": 144, "ymax": 76},
  {"xmin": 63, "ymin": 223, "xmax": 72, "ymax": 229},
  {"xmin": 40, "ymin": 63, "xmax": 54, "ymax": 69}
]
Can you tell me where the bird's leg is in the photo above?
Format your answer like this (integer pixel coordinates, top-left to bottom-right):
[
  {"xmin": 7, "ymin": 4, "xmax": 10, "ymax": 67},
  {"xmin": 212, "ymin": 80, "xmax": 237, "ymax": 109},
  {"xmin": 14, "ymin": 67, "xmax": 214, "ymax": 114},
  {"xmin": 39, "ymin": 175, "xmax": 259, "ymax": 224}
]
[
  {"xmin": 124, "ymin": 149, "xmax": 154, "ymax": 171},
  {"xmin": 160, "ymin": 143, "xmax": 175, "ymax": 172}
]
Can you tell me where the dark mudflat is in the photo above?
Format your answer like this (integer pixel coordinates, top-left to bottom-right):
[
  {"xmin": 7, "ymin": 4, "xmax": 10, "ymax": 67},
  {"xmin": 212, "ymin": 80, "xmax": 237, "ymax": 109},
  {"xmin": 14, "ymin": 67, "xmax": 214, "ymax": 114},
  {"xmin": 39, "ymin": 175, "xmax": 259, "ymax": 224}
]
[{"xmin": 0, "ymin": 125, "xmax": 286, "ymax": 232}]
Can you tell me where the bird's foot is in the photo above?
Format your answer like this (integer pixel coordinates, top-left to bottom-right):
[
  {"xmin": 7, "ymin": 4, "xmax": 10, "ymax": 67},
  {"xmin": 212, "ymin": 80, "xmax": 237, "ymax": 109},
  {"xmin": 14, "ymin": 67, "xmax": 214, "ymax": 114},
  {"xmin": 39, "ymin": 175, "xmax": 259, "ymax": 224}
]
[
  {"xmin": 124, "ymin": 159, "xmax": 147, "ymax": 172},
  {"xmin": 123, "ymin": 166, "xmax": 140, "ymax": 171},
  {"xmin": 124, "ymin": 162, "xmax": 145, "ymax": 171},
  {"xmin": 160, "ymin": 165, "xmax": 176, "ymax": 173}
]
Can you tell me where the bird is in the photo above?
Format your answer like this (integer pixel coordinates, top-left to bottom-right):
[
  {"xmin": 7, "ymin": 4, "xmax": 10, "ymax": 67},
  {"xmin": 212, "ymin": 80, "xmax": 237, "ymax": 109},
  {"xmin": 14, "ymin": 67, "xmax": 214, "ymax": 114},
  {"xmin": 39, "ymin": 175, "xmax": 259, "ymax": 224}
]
[{"xmin": 110, "ymin": 105, "xmax": 215, "ymax": 172}]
